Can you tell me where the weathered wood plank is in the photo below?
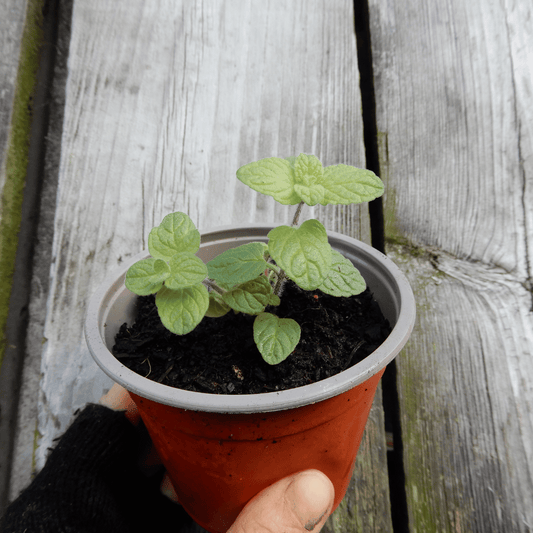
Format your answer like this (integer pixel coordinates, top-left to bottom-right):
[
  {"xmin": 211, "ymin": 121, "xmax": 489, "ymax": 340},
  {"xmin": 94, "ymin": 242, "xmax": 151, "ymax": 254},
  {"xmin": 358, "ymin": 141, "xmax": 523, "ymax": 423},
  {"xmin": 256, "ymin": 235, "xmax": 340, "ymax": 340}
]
[
  {"xmin": 7, "ymin": 0, "xmax": 74, "ymax": 503},
  {"xmin": 0, "ymin": 0, "xmax": 46, "ymax": 513},
  {"xmin": 0, "ymin": 0, "xmax": 36, "ymax": 357},
  {"xmin": 0, "ymin": 0, "xmax": 30, "ymax": 513},
  {"xmin": 370, "ymin": 0, "xmax": 533, "ymax": 530},
  {"xmin": 0, "ymin": 0, "xmax": 44, "ymax": 332},
  {"xmin": 31, "ymin": 0, "xmax": 391, "ymax": 528}
]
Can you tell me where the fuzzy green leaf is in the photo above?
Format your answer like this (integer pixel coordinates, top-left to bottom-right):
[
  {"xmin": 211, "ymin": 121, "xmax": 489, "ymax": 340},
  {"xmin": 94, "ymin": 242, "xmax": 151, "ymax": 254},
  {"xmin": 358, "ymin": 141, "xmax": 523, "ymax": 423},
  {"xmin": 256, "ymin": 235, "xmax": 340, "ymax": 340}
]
[
  {"xmin": 222, "ymin": 276, "xmax": 277, "ymax": 315},
  {"xmin": 155, "ymin": 284, "xmax": 209, "ymax": 335},
  {"xmin": 206, "ymin": 242, "xmax": 268, "ymax": 287},
  {"xmin": 253, "ymin": 313, "xmax": 301, "ymax": 365},
  {"xmin": 294, "ymin": 183, "xmax": 325, "ymax": 206},
  {"xmin": 267, "ymin": 219, "xmax": 332, "ymax": 290},
  {"xmin": 165, "ymin": 252, "xmax": 207, "ymax": 290},
  {"xmin": 125, "ymin": 258, "xmax": 170, "ymax": 295},
  {"xmin": 320, "ymin": 165, "xmax": 384, "ymax": 205},
  {"xmin": 148, "ymin": 212, "xmax": 201, "ymax": 261},
  {"xmin": 318, "ymin": 250, "xmax": 366, "ymax": 297},
  {"xmin": 293, "ymin": 154, "xmax": 325, "ymax": 206},
  {"xmin": 205, "ymin": 292, "xmax": 231, "ymax": 318},
  {"xmin": 236, "ymin": 157, "xmax": 301, "ymax": 205}
]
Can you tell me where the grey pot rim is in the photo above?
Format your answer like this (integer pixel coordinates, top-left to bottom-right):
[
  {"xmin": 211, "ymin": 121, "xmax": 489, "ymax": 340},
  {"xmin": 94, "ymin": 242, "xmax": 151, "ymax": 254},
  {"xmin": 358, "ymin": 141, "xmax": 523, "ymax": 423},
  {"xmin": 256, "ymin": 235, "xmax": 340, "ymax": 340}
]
[{"xmin": 85, "ymin": 224, "xmax": 416, "ymax": 414}]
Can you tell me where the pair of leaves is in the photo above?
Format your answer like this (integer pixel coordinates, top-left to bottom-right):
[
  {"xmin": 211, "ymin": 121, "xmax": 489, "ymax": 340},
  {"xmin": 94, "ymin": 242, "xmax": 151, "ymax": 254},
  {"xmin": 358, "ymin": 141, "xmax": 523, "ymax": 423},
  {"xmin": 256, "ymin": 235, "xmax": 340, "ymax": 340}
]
[
  {"xmin": 268, "ymin": 219, "xmax": 366, "ymax": 296},
  {"xmin": 126, "ymin": 253, "xmax": 207, "ymax": 295},
  {"xmin": 236, "ymin": 153, "xmax": 384, "ymax": 206},
  {"xmin": 125, "ymin": 213, "xmax": 208, "ymax": 335},
  {"xmin": 208, "ymin": 219, "xmax": 365, "ymax": 297},
  {"xmin": 211, "ymin": 276, "xmax": 280, "ymax": 317},
  {"xmin": 205, "ymin": 242, "xmax": 277, "ymax": 317}
]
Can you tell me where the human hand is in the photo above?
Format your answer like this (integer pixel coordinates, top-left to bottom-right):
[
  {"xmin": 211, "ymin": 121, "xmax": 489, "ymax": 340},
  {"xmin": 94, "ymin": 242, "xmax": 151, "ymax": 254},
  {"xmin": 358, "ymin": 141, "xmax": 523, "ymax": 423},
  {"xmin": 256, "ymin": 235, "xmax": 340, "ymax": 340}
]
[
  {"xmin": 229, "ymin": 469, "xmax": 334, "ymax": 533},
  {"xmin": 99, "ymin": 384, "xmax": 335, "ymax": 532},
  {"xmin": 99, "ymin": 382, "xmax": 140, "ymax": 425},
  {"xmin": 99, "ymin": 384, "xmax": 179, "ymax": 498}
]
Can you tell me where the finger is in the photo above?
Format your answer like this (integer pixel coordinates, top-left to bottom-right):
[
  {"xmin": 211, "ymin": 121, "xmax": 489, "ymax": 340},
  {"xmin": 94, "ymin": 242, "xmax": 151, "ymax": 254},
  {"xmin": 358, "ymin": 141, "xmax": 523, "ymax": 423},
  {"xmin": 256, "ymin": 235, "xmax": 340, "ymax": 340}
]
[
  {"xmin": 160, "ymin": 473, "xmax": 180, "ymax": 503},
  {"xmin": 99, "ymin": 383, "xmax": 141, "ymax": 425},
  {"xmin": 228, "ymin": 470, "xmax": 334, "ymax": 533}
]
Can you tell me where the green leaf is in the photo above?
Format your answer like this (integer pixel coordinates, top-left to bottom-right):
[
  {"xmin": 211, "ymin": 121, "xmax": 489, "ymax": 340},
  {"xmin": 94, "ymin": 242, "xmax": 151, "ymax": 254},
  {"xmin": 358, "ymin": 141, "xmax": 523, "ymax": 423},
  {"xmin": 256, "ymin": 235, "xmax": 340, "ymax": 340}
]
[
  {"xmin": 165, "ymin": 252, "xmax": 208, "ymax": 290},
  {"xmin": 155, "ymin": 284, "xmax": 209, "ymax": 335},
  {"xmin": 318, "ymin": 250, "xmax": 366, "ymax": 297},
  {"xmin": 205, "ymin": 292, "xmax": 231, "ymax": 318},
  {"xmin": 148, "ymin": 212, "xmax": 201, "ymax": 261},
  {"xmin": 293, "ymin": 153, "xmax": 325, "ymax": 206},
  {"xmin": 253, "ymin": 313, "xmax": 301, "ymax": 365},
  {"xmin": 236, "ymin": 157, "xmax": 301, "ymax": 205},
  {"xmin": 222, "ymin": 276, "xmax": 276, "ymax": 315},
  {"xmin": 269, "ymin": 293, "xmax": 281, "ymax": 307},
  {"xmin": 320, "ymin": 165, "xmax": 384, "ymax": 205},
  {"xmin": 294, "ymin": 183, "xmax": 325, "ymax": 206},
  {"xmin": 206, "ymin": 242, "xmax": 268, "ymax": 287},
  {"xmin": 267, "ymin": 219, "xmax": 332, "ymax": 290},
  {"xmin": 125, "ymin": 258, "xmax": 170, "ymax": 295}
]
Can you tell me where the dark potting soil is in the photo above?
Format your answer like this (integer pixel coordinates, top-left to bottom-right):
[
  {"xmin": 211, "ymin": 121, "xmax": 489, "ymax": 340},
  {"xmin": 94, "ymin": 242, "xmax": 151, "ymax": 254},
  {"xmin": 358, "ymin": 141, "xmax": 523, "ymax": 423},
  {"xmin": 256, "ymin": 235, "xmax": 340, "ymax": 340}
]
[{"xmin": 113, "ymin": 282, "xmax": 391, "ymax": 395}]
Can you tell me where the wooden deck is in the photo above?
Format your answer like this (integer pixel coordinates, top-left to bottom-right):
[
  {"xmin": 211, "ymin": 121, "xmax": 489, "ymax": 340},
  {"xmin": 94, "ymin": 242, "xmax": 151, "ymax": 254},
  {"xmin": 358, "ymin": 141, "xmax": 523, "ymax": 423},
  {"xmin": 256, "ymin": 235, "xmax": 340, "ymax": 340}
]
[{"xmin": 1, "ymin": 0, "xmax": 532, "ymax": 531}]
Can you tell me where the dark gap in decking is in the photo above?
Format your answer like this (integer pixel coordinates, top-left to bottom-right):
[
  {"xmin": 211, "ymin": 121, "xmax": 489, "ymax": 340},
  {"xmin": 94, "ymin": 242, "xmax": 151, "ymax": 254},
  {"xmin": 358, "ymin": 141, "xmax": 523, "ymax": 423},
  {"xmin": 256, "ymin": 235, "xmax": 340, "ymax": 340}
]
[
  {"xmin": 353, "ymin": 2, "xmax": 410, "ymax": 532},
  {"xmin": 0, "ymin": 0, "xmax": 65, "ymax": 515},
  {"xmin": 353, "ymin": 0, "xmax": 384, "ymax": 254}
]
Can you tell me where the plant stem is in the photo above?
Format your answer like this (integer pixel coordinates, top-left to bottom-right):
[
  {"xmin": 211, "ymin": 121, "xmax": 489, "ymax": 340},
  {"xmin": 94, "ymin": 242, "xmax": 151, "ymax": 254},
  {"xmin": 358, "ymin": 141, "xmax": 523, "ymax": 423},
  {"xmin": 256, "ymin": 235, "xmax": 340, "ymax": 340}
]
[
  {"xmin": 265, "ymin": 262, "xmax": 280, "ymax": 274},
  {"xmin": 291, "ymin": 201, "xmax": 305, "ymax": 226},
  {"xmin": 273, "ymin": 270, "xmax": 287, "ymax": 297},
  {"xmin": 204, "ymin": 279, "xmax": 226, "ymax": 295}
]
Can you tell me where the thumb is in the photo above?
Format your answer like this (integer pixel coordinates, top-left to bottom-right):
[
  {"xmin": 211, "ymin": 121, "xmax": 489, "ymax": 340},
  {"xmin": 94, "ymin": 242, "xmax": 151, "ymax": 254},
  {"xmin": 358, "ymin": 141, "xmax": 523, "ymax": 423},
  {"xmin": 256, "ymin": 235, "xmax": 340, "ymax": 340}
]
[{"xmin": 228, "ymin": 470, "xmax": 335, "ymax": 533}]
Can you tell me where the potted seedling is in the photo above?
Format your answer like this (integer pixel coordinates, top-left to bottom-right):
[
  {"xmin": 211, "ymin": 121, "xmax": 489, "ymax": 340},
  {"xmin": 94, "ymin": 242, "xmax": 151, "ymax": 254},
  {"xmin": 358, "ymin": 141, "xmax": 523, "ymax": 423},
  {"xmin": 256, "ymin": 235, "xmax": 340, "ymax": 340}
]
[{"xmin": 85, "ymin": 154, "xmax": 415, "ymax": 533}]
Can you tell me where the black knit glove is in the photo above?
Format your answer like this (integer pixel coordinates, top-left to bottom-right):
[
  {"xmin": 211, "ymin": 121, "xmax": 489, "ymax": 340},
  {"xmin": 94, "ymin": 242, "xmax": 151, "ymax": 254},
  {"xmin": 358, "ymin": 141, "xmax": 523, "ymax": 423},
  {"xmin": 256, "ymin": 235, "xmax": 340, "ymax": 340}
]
[{"xmin": 0, "ymin": 404, "xmax": 195, "ymax": 533}]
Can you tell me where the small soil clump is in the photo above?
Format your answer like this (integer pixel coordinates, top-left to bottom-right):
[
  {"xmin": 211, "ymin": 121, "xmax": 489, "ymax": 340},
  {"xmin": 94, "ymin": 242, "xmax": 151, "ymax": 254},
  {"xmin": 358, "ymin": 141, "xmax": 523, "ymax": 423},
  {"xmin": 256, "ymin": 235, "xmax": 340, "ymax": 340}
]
[{"xmin": 113, "ymin": 282, "xmax": 391, "ymax": 395}]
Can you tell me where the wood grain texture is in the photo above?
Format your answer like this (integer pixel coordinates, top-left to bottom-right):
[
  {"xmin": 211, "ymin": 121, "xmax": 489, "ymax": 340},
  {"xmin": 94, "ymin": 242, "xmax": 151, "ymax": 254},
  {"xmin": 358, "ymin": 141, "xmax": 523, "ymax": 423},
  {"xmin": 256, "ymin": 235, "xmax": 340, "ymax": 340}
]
[
  {"xmin": 370, "ymin": 0, "xmax": 533, "ymax": 530},
  {"xmin": 33, "ymin": 0, "xmax": 391, "ymax": 526}
]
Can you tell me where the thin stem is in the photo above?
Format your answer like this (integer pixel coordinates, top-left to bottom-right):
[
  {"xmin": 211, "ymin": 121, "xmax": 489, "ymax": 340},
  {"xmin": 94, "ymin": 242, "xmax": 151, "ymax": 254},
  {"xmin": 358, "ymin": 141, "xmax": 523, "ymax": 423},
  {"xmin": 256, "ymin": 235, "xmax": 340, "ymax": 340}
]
[
  {"xmin": 291, "ymin": 201, "xmax": 305, "ymax": 226},
  {"xmin": 265, "ymin": 262, "xmax": 280, "ymax": 275},
  {"xmin": 204, "ymin": 279, "xmax": 226, "ymax": 295},
  {"xmin": 273, "ymin": 270, "xmax": 287, "ymax": 297}
]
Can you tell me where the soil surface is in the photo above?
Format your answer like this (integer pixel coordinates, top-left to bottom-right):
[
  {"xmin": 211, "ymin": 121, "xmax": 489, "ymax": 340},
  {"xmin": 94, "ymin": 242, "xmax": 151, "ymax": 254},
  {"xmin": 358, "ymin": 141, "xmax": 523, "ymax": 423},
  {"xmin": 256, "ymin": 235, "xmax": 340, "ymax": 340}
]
[{"xmin": 113, "ymin": 282, "xmax": 391, "ymax": 395}]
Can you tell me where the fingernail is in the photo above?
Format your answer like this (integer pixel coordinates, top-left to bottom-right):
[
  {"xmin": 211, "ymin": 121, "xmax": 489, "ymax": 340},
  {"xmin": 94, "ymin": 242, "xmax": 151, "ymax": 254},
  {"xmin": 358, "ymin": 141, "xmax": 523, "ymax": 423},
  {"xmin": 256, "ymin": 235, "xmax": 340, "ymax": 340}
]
[{"xmin": 287, "ymin": 470, "xmax": 335, "ymax": 531}]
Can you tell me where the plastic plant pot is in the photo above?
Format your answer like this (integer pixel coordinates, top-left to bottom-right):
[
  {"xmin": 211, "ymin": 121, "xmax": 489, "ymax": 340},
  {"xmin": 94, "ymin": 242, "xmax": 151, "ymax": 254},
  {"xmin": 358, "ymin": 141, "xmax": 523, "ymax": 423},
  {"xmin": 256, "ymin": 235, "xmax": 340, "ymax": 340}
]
[{"xmin": 85, "ymin": 225, "xmax": 416, "ymax": 533}]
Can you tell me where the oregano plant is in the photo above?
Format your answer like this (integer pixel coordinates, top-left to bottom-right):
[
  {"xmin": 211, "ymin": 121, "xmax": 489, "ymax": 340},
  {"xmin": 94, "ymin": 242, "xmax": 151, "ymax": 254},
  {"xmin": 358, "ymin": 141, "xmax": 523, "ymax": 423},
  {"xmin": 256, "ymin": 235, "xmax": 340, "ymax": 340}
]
[{"xmin": 125, "ymin": 153, "xmax": 384, "ymax": 365}]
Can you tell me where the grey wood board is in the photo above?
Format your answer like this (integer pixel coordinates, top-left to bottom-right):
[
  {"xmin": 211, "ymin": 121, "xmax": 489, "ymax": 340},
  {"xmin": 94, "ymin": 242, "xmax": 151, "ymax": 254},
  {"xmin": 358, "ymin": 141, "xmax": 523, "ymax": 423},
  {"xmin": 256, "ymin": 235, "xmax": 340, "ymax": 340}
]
[
  {"xmin": 34, "ymin": 0, "xmax": 390, "ymax": 527},
  {"xmin": 370, "ymin": 0, "xmax": 533, "ymax": 530},
  {"xmin": 8, "ymin": 0, "xmax": 74, "ymax": 501}
]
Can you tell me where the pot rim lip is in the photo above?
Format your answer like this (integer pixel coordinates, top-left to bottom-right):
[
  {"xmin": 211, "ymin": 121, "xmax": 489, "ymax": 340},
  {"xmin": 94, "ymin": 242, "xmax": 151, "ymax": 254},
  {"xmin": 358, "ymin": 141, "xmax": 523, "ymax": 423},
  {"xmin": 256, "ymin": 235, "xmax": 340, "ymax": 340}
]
[{"xmin": 85, "ymin": 224, "xmax": 416, "ymax": 413}]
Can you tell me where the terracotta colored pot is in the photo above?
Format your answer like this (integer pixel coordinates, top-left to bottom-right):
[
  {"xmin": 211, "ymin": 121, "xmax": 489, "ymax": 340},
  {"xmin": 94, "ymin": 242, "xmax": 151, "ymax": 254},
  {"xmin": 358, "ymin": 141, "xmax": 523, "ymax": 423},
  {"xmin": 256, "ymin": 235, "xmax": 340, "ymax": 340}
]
[{"xmin": 85, "ymin": 226, "xmax": 415, "ymax": 533}]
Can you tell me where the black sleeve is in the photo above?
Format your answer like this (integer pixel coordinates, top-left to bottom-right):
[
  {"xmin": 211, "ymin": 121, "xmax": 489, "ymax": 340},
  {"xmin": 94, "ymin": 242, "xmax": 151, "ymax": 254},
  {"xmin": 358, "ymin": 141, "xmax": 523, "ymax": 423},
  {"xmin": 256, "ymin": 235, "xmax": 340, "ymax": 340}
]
[{"xmin": 0, "ymin": 404, "xmax": 196, "ymax": 533}]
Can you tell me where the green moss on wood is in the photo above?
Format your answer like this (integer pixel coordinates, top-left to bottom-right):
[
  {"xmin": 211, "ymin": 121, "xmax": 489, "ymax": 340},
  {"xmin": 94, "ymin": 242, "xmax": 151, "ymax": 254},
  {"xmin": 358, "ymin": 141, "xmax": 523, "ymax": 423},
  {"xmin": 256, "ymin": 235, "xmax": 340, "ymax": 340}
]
[
  {"xmin": 377, "ymin": 130, "xmax": 400, "ymax": 242},
  {"xmin": 0, "ymin": 0, "xmax": 44, "ymax": 368},
  {"xmin": 31, "ymin": 421, "xmax": 42, "ymax": 475}
]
